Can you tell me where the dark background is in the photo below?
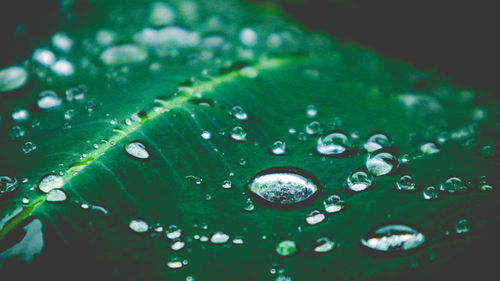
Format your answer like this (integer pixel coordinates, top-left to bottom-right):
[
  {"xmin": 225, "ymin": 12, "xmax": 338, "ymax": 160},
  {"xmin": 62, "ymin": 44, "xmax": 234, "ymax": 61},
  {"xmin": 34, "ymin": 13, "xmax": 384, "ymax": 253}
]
[{"xmin": 1, "ymin": 0, "xmax": 498, "ymax": 93}]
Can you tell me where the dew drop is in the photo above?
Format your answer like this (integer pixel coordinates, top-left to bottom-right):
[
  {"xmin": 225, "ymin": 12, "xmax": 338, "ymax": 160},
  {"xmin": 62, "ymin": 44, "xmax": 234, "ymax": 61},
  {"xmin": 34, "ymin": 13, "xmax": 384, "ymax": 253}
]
[
  {"xmin": 312, "ymin": 237, "xmax": 336, "ymax": 253},
  {"xmin": 305, "ymin": 121, "xmax": 321, "ymax": 135},
  {"xmin": 38, "ymin": 174, "xmax": 64, "ymax": 193},
  {"xmin": 22, "ymin": 142, "xmax": 37, "ymax": 154},
  {"xmin": 316, "ymin": 131, "xmax": 352, "ymax": 156},
  {"xmin": 275, "ymin": 240, "xmax": 297, "ymax": 257},
  {"xmin": 0, "ymin": 176, "xmax": 19, "ymax": 196},
  {"xmin": 440, "ymin": 177, "xmax": 467, "ymax": 193},
  {"xmin": 167, "ymin": 258, "xmax": 183, "ymax": 269},
  {"xmin": 306, "ymin": 104, "xmax": 318, "ymax": 118},
  {"xmin": 100, "ymin": 44, "xmax": 148, "ymax": 66},
  {"xmin": 32, "ymin": 48, "xmax": 56, "ymax": 66},
  {"xmin": 166, "ymin": 225, "xmax": 181, "ymax": 239},
  {"xmin": 455, "ymin": 219, "xmax": 470, "ymax": 234},
  {"xmin": 230, "ymin": 126, "xmax": 247, "ymax": 141},
  {"xmin": 239, "ymin": 28, "xmax": 258, "ymax": 47},
  {"xmin": 364, "ymin": 133, "xmax": 392, "ymax": 153},
  {"xmin": 129, "ymin": 219, "xmax": 149, "ymax": 233},
  {"xmin": 37, "ymin": 90, "xmax": 62, "ymax": 110},
  {"xmin": 201, "ymin": 130, "xmax": 211, "ymax": 140},
  {"xmin": 11, "ymin": 108, "xmax": 30, "ymax": 122},
  {"xmin": 306, "ymin": 210, "xmax": 325, "ymax": 225},
  {"xmin": 230, "ymin": 106, "xmax": 248, "ymax": 121},
  {"xmin": 419, "ymin": 142, "xmax": 440, "ymax": 155},
  {"xmin": 423, "ymin": 186, "xmax": 439, "ymax": 200},
  {"xmin": 171, "ymin": 240, "xmax": 185, "ymax": 251},
  {"xmin": 0, "ymin": 66, "xmax": 28, "ymax": 92},
  {"xmin": 50, "ymin": 59, "xmax": 75, "ymax": 76},
  {"xmin": 323, "ymin": 194, "xmax": 345, "ymax": 213},
  {"xmin": 247, "ymin": 167, "xmax": 321, "ymax": 207},
  {"xmin": 124, "ymin": 141, "xmax": 150, "ymax": 160},
  {"xmin": 51, "ymin": 32, "xmax": 74, "ymax": 53},
  {"xmin": 396, "ymin": 175, "xmax": 416, "ymax": 191},
  {"xmin": 221, "ymin": 179, "xmax": 232, "ymax": 189},
  {"xmin": 95, "ymin": 29, "xmax": 116, "ymax": 46},
  {"xmin": 271, "ymin": 140, "xmax": 286, "ymax": 155},
  {"xmin": 346, "ymin": 170, "xmax": 373, "ymax": 192},
  {"xmin": 134, "ymin": 26, "xmax": 200, "ymax": 48},
  {"xmin": 46, "ymin": 189, "xmax": 67, "ymax": 203},
  {"xmin": 366, "ymin": 151, "xmax": 398, "ymax": 176},
  {"xmin": 210, "ymin": 232, "xmax": 229, "ymax": 244},
  {"xmin": 149, "ymin": 2, "xmax": 175, "ymax": 26},
  {"xmin": 243, "ymin": 198, "xmax": 255, "ymax": 212},
  {"xmin": 361, "ymin": 224, "xmax": 426, "ymax": 252}
]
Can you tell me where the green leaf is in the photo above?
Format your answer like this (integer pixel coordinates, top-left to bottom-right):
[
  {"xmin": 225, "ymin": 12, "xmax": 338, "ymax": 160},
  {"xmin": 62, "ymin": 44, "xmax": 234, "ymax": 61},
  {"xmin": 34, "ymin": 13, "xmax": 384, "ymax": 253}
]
[{"xmin": 1, "ymin": 0, "xmax": 498, "ymax": 280}]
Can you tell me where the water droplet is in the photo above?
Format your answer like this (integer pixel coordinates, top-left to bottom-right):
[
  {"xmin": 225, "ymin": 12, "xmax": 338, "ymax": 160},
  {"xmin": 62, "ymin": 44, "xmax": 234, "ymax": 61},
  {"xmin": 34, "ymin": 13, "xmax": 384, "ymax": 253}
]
[
  {"xmin": 323, "ymin": 194, "xmax": 345, "ymax": 213},
  {"xmin": 455, "ymin": 219, "xmax": 470, "ymax": 234},
  {"xmin": 124, "ymin": 141, "xmax": 150, "ymax": 160},
  {"xmin": 32, "ymin": 48, "xmax": 56, "ymax": 66},
  {"xmin": 50, "ymin": 59, "xmax": 75, "ymax": 76},
  {"xmin": 361, "ymin": 223, "xmax": 426, "ymax": 253},
  {"xmin": 419, "ymin": 142, "xmax": 440, "ymax": 155},
  {"xmin": 312, "ymin": 237, "xmax": 336, "ymax": 253},
  {"xmin": 201, "ymin": 130, "xmax": 211, "ymax": 140},
  {"xmin": 230, "ymin": 106, "xmax": 248, "ymax": 121},
  {"xmin": 46, "ymin": 189, "xmax": 67, "ymax": 203},
  {"xmin": 232, "ymin": 237, "xmax": 244, "ymax": 244},
  {"xmin": 239, "ymin": 28, "xmax": 258, "ymax": 47},
  {"xmin": 243, "ymin": 198, "xmax": 255, "ymax": 212},
  {"xmin": 171, "ymin": 240, "xmax": 185, "ymax": 251},
  {"xmin": 306, "ymin": 105, "xmax": 318, "ymax": 118},
  {"xmin": 166, "ymin": 225, "xmax": 181, "ymax": 239},
  {"xmin": 364, "ymin": 133, "xmax": 392, "ymax": 153},
  {"xmin": 479, "ymin": 184, "xmax": 493, "ymax": 192},
  {"xmin": 396, "ymin": 175, "xmax": 416, "ymax": 191},
  {"xmin": 0, "ymin": 65, "xmax": 28, "ymax": 92},
  {"xmin": 0, "ymin": 176, "xmax": 19, "ymax": 196},
  {"xmin": 247, "ymin": 167, "xmax": 321, "ymax": 207},
  {"xmin": 306, "ymin": 210, "xmax": 325, "ymax": 225},
  {"xmin": 10, "ymin": 126, "xmax": 26, "ymax": 139},
  {"xmin": 37, "ymin": 90, "xmax": 62, "ymax": 110},
  {"xmin": 275, "ymin": 240, "xmax": 297, "ymax": 257},
  {"xmin": 65, "ymin": 85, "xmax": 86, "ymax": 102},
  {"xmin": 346, "ymin": 170, "xmax": 373, "ymax": 192},
  {"xmin": 64, "ymin": 109, "xmax": 76, "ymax": 120},
  {"xmin": 423, "ymin": 186, "xmax": 439, "ymax": 200},
  {"xmin": 210, "ymin": 232, "xmax": 229, "ymax": 244},
  {"xmin": 271, "ymin": 140, "xmax": 286, "ymax": 155},
  {"xmin": 221, "ymin": 179, "xmax": 232, "ymax": 189},
  {"xmin": 100, "ymin": 44, "xmax": 148, "ymax": 66},
  {"xmin": 95, "ymin": 29, "xmax": 116, "ymax": 46},
  {"xmin": 149, "ymin": 2, "xmax": 175, "ymax": 26},
  {"xmin": 134, "ymin": 26, "xmax": 200, "ymax": 48},
  {"xmin": 230, "ymin": 126, "xmax": 247, "ymax": 141},
  {"xmin": 11, "ymin": 108, "xmax": 30, "ymax": 122},
  {"xmin": 22, "ymin": 142, "xmax": 37, "ymax": 154},
  {"xmin": 38, "ymin": 174, "xmax": 64, "ymax": 194},
  {"xmin": 316, "ymin": 131, "xmax": 352, "ymax": 156},
  {"xmin": 440, "ymin": 177, "xmax": 467, "ymax": 193},
  {"xmin": 240, "ymin": 67, "xmax": 258, "ymax": 78},
  {"xmin": 305, "ymin": 121, "xmax": 321, "ymax": 135},
  {"xmin": 51, "ymin": 32, "xmax": 74, "ymax": 53},
  {"xmin": 167, "ymin": 258, "xmax": 183, "ymax": 269},
  {"xmin": 366, "ymin": 151, "xmax": 398, "ymax": 176},
  {"xmin": 129, "ymin": 219, "xmax": 149, "ymax": 233}
]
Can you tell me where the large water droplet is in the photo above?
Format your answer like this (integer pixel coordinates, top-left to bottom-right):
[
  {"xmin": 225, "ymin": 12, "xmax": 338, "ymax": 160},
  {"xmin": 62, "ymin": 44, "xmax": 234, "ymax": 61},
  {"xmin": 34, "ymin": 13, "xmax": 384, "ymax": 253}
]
[
  {"xmin": 396, "ymin": 175, "xmax": 416, "ymax": 191},
  {"xmin": 100, "ymin": 44, "xmax": 148, "ymax": 66},
  {"xmin": 312, "ymin": 237, "xmax": 336, "ymax": 254},
  {"xmin": 316, "ymin": 131, "xmax": 352, "ymax": 156},
  {"xmin": 124, "ymin": 141, "xmax": 150, "ymax": 160},
  {"xmin": 0, "ymin": 176, "xmax": 19, "ymax": 196},
  {"xmin": 275, "ymin": 240, "xmax": 297, "ymax": 257},
  {"xmin": 46, "ymin": 189, "xmax": 68, "ymax": 203},
  {"xmin": 323, "ymin": 194, "xmax": 345, "ymax": 213},
  {"xmin": 210, "ymin": 232, "xmax": 229, "ymax": 244},
  {"xmin": 440, "ymin": 177, "xmax": 467, "ymax": 193},
  {"xmin": 363, "ymin": 133, "xmax": 391, "ymax": 153},
  {"xmin": 37, "ymin": 90, "xmax": 62, "ymax": 110},
  {"xmin": 306, "ymin": 210, "xmax": 325, "ymax": 225},
  {"xmin": 129, "ymin": 219, "xmax": 149, "ymax": 233},
  {"xmin": 0, "ymin": 66, "xmax": 28, "ymax": 92},
  {"xmin": 38, "ymin": 173, "xmax": 64, "ymax": 193},
  {"xmin": 361, "ymin": 223, "xmax": 426, "ymax": 253},
  {"xmin": 247, "ymin": 167, "xmax": 321, "ymax": 207},
  {"xmin": 346, "ymin": 170, "xmax": 373, "ymax": 192},
  {"xmin": 366, "ymin": 151, "xmax": 398, "ymax": 176}
]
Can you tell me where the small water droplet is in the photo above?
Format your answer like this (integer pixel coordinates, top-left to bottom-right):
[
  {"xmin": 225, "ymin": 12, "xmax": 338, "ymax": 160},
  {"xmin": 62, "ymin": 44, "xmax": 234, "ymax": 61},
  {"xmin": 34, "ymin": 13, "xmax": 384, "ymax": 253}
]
[
  {"xmin": 166, "ymin": 225, "xmax": 181, "ymax": 239},
  {"xmin": 361, "ymin": 223, "xmax": 426, "ymax": 253},
  {"xmin": 0, "ymin": 65, "xmax": 28, "ymax": 92},
  {"xmin": 440, "ymin": 177, "xmax": 467, "ymax": 193},
  {"xmin": 37, "ymin": 90, "xmax": 62, "ymax": 110},
  {"xmin": 306, "ymin": 210, "xmax": 325, "ymax": 225},
  {"xmin": 275, "ymin": 240, "xmax": 297, "ymax": 257},
  {"xmin": 210, "ymin": 232, "xmax": 229, "ymax": 244},
  {"xmin": 239, "ymin": 28, "xmax": 258, "ymax": 47},
  {"xmin": 167, "ymin": 258, "xmax": 183, "ymax": 269},
  {"xmin": 243, "ymin": 198, "xmax": 255, "ymax": 212},
  {"xmin": 46, "ymin": 189, "xmax": 67, "ymax": 203},
  {"xmin": 22, "ymin": 141, "xmax": 37, "ymax": 154},
  {"xmin": 230, "ymin": 106, "xmax": 248, "ymax": 121},
  {"xmin": 396, "ymin": 175, "xmax": 416, "ymax": 191},
  {"xmin": 64, "ymin": 109, "xmax": 76, "ymax": 120},
  {"xmin": 346, "ymin": 170, "xmax": 373, "ymax": 192},
  {"xmin": 364, "ymin": 133, "xmax": 392, "ymax": 153},
  {"xmin": 305, "ymin": 121, "xmax": 321, "ymax": 135},
  {"xmin": 201, "ymin": 130, "xmax": 211, "ymax": 140},
  {"xmin": 124, "ymin": 141, "xmax": 150, "ymax": 160},
  {"xmin": 100, "ymin": 44, "xmax": 148, "ymax": 66},
  {"xmin": 171, "ymin": 240, "xmax": 185, "ymax": 251},
  {"xmin": 50, "ymin": 59, "xmax": 75, "ymax": 76},
  {"xmin": 149, "ymin": 2, "xmax": 175, "ymax": 26},
  {"xmin": 306, "ymin": 105, "xmax": 318, "ymax": 118},
  {"xmin": 11, "ymin": 108, "xmax": 30, "ymax": 122},
  {"xmin": 419, "ymin": 142, "xmax": 440, "ymax": 155},
  {"xmin": 232, "ymin": 237, "xmax": 244, "ymax": 245},
  {"xmin": 366, "ymin": 151, "xmax": 398, "ymax": 176},
  {"xmin": 312, "ymin": 237, "xmax": 336, "ymax": 253},
  {"xmin": 316, "ymin": 131, "xmax": 352, "ymax": 156},
  {"xmin": 271, "ymin": 140, "xmax": 286, "ymax": 155},
  {"xmin": 455, "ymin": 219, "xmax": 470, "ymax": 234},
  {"xmin": 323, "ymin": 194, "xmax": 345, "ymax": 213},
  {"xmin": 247, "ymin": 167, "xmax": 321, "ymax": 207},
  {"xmin": 230, "ymin": 126, "xmax": 247, "ymax": 141},
  {"xmin": 65, "ymin": 85, "xmax": 86, "ymax": 102},
  {"xmin": 51, "ymin": 32, "xmax": 73, "ymax": 53},
  {"xmin": 0, "ymin": 176, "xmax": 19, "ymax": 196},
  {"xmin": 129, "ymin": 219, "xmax": 149, "ymax": 233},
  {"xmin": 423, "ymin": 186, "xmax": 439, "ymax": 200},
  {"xmin": 221, "ymin": 179, "xmax": 232, "ymax": 189},
  {"xmin": 32, "ymin": 48, "xmax": 56, "ymax": 66}
]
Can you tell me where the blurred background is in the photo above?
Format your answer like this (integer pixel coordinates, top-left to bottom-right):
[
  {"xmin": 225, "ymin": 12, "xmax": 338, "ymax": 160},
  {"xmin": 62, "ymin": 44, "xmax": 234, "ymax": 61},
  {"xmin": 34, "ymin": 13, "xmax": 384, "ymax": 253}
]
[{"xmin": 1, "ymin": 0, "xmax": 498, "ymax": 93}]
